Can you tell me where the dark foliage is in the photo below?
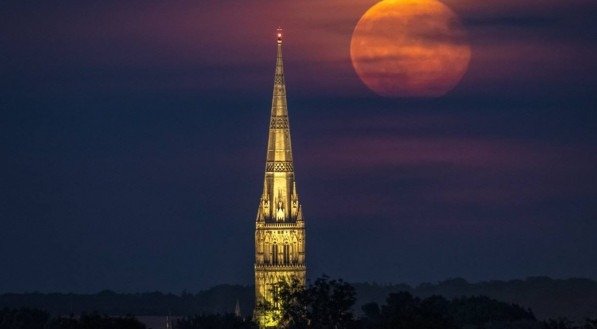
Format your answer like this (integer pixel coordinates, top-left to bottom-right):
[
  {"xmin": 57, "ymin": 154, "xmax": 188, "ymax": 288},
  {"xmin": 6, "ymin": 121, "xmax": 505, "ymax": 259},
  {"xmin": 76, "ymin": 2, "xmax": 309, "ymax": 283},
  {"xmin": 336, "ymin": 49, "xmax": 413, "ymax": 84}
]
[
  {"xmin": 259, "ymin": 276, "xmax": 357, "ymax": 329},
  {"xmin": 1, "ymin": 278, "xmax": 596, "ymax": 320},
  {"xmin": 1, "ymin": 278, "xmax": 595, "ymax": 329},
  {"xmin": 542, "ymin": 318, "xmax": 597, "ymax": 329},
  {"xmin": 359, "ymin": 293, "xmax": 457, "ymax": 329},
  {"xmin": 0, "ymin": 308, "xmax": 145, "ymax": 329},
  {"xmin": 270, "ymin": 277, "xmax": 542, "ymax": 329},
  {"xmin": 0, "ymin": 286, "xmax": 253, "ymax": 316},
  {"xmin": 449, "ymin": 295, "xmax": 536, "ymax": 326},
  {"xmin": 0, "ymin": 307, "xmax": 50, "ymax": 329},
  {"xmin": 175, "ymin": 314, "xmax": 257, "ymax": 329},
  {"xmin": 54, "ymin": 313, "xmax": 145, "ymax": 329},
  {"xmin": 353, "ymin": 277, "xmax": 597, "ymax": 321},
  {"xmin": 359, "ymin": 292, "xmax": 538, "ymax": 329}
]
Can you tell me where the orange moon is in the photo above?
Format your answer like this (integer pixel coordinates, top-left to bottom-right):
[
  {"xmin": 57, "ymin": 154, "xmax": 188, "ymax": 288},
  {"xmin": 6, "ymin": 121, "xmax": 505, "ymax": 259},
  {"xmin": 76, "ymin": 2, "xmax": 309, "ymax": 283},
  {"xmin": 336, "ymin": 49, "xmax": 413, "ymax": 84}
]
[{"xmin": 350, "ymin": 0, "xmax": 471, "ymax": 98}]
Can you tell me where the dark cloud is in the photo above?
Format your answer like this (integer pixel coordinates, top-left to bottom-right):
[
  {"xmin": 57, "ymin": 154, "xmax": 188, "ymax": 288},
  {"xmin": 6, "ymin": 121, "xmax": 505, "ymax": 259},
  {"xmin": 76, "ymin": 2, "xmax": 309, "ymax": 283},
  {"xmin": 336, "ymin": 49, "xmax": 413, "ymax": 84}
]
[{"xmin": 464, "ymin": 15, "xmax": 559, "ymax": 29}]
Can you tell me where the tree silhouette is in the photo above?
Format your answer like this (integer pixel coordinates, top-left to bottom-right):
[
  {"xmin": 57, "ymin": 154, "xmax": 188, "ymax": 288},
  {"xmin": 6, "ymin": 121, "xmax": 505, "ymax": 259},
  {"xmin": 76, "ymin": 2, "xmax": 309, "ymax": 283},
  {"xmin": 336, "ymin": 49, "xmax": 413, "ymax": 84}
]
[{"xmin": 261, "ymin": 276, "xmax": 356, "ymax": 329}]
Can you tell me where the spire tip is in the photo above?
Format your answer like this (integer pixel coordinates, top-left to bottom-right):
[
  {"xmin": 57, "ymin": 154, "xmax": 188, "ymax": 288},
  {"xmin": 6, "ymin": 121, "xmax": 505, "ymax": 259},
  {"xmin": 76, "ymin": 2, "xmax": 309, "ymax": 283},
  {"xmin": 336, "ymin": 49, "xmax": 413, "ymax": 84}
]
[{"xmin": 276, "ymin": 28, "xmax": 283, "ymax": 44}]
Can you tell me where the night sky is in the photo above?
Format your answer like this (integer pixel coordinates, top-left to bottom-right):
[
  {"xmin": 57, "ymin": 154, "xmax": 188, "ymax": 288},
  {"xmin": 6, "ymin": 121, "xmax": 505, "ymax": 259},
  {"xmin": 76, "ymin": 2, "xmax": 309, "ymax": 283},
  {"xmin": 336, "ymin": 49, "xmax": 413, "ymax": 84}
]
[{"xmin": 1, "ymin": 0, "xmax": 596, "ymax": 293}]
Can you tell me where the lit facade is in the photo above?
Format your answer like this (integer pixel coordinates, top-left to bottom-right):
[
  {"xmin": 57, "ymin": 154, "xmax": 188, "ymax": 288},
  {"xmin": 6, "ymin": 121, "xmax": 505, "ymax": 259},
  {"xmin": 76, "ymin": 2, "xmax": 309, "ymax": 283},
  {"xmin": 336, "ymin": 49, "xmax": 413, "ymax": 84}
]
[{"xmin": 254, "ymin": 30, "xmax": 306, "ymax": 328}]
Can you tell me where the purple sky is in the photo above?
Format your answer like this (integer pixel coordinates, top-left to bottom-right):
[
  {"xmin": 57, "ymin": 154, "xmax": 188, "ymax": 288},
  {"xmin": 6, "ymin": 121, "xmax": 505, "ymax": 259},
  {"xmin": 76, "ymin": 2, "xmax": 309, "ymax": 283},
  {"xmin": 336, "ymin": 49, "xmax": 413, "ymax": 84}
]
[{"xmin": 1, "ymin": 0, "xmax": 596, "ymax": 292}]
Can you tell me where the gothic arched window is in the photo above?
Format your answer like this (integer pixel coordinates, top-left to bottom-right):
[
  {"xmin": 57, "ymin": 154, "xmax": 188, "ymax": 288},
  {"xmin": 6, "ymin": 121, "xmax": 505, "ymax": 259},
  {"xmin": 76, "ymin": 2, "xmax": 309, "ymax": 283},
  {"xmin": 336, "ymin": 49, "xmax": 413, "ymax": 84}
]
[
  {"xmin": 272, "ymin": 244, "xmax": 278, "ymax": 265},
  {"xmin": 283, "ymin": 244, "xmax": 290, "ymax": 264}
]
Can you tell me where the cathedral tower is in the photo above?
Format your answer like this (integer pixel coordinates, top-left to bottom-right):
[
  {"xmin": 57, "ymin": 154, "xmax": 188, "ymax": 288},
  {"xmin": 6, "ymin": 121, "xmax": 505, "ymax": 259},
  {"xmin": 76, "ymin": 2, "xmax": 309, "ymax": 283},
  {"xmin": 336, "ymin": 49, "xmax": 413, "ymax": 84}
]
[{"xmin": 254, "ymin": 30, "xmax": 306, "ymax": 327}]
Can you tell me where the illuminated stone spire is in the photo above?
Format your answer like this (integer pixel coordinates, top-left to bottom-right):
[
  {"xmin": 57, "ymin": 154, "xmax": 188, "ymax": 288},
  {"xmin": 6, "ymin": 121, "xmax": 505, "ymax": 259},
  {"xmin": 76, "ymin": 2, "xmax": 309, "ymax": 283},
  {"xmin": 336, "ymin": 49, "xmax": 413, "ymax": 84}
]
[
  {"xmin": 254, "ymin": 29, "xmax": 306, "ymax": 328},
  {"xmin": 257, "ymin": 29, "xmax": 302, "ymax": 224}
]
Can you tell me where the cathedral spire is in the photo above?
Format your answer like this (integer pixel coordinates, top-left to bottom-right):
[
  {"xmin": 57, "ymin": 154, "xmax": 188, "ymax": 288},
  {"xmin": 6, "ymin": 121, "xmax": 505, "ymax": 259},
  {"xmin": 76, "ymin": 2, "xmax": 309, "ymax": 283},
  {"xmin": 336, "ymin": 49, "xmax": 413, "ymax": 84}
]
[
  {"xmin": 267, "ymin": 28, "xmax": 292, "ymax": 164},
  {"xmin": 259, "ymin": 29, "xmax": 298, "ymax": 223},
  {"xmin": 254, "ymin": 31, "xmax": 307, "ymax": 327}
]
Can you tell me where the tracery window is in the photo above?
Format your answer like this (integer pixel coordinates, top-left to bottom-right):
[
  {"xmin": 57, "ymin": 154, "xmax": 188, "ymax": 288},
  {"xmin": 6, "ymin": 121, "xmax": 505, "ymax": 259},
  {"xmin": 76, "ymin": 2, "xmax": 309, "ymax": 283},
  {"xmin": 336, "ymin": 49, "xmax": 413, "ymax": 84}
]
[
  {"xmin": 272, "ymin": 244, "xmax": 278, "ymax": 265},
  {"xmin": 283, "ymin": 244, "xmax": 290, "ymax": 264}
]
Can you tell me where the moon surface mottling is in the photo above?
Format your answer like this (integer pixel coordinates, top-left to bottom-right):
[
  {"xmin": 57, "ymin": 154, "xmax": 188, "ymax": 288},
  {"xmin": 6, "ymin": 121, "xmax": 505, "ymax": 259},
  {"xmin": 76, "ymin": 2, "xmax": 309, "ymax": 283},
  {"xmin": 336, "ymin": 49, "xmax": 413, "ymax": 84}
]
[{"xmin": 350, "ymin": 0, "xmax": 471, "ymax": 98}]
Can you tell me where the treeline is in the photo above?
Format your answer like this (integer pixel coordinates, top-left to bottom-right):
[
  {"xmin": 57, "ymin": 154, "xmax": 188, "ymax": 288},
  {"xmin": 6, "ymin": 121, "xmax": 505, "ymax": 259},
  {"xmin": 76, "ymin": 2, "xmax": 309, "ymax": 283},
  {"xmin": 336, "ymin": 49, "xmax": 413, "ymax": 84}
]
[
  {"xmin": 353, "ymin": 276, "xmax": 597, "ymax": 321},
  {"xmin": 2, "ymin": 277, "xmax": 597, "ymax": 329},
  {"xmin": 258, "ymin": 277, "xmax": 596, "ymax": 329},
  {"xmin": 0, "ymin": 308, "xmax": 145, "ymax": 329},
  {"xmin": 0, "ymin": 277, "xmax": 595, "ymax": 320},
  {"xmin": 0, "ymin": 286, "xmax": 253, "ymax": 317},
  {"xmin": 259, "ymin": 277, "xmax": 538, "ymax": 329}
]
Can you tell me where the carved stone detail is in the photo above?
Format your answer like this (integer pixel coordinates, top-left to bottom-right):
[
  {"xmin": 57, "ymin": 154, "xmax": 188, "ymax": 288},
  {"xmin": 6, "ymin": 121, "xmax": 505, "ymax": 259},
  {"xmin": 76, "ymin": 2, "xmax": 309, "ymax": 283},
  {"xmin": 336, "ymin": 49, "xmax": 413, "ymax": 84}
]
[
  {"xmin": 266, "ymin": 161, "xmax": 294, "ymax": 172},
  {"xmin": 270, "ymin": 117, "xmax": 289, "ymax": 129}
]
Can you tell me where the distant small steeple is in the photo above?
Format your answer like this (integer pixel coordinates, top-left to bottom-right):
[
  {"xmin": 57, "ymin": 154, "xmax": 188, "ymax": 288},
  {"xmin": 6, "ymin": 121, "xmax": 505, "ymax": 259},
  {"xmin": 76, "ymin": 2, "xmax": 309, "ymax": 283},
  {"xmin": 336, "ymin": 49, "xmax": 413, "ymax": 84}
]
[
  {"xmin": 165, "ymin": 314, "xmax": 172, "ymax": 329},
  {"xmin": 234, "ymin": 299, "xmax": 242, "ymax": 318}
]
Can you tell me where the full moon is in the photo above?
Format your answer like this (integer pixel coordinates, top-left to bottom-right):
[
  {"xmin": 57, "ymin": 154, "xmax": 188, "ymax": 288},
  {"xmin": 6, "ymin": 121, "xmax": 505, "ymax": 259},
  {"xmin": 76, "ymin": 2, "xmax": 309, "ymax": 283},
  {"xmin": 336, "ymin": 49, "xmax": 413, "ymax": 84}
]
[{"xmin": 350, "ymin": 0, "xmax": 471, "ymax": 98}]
